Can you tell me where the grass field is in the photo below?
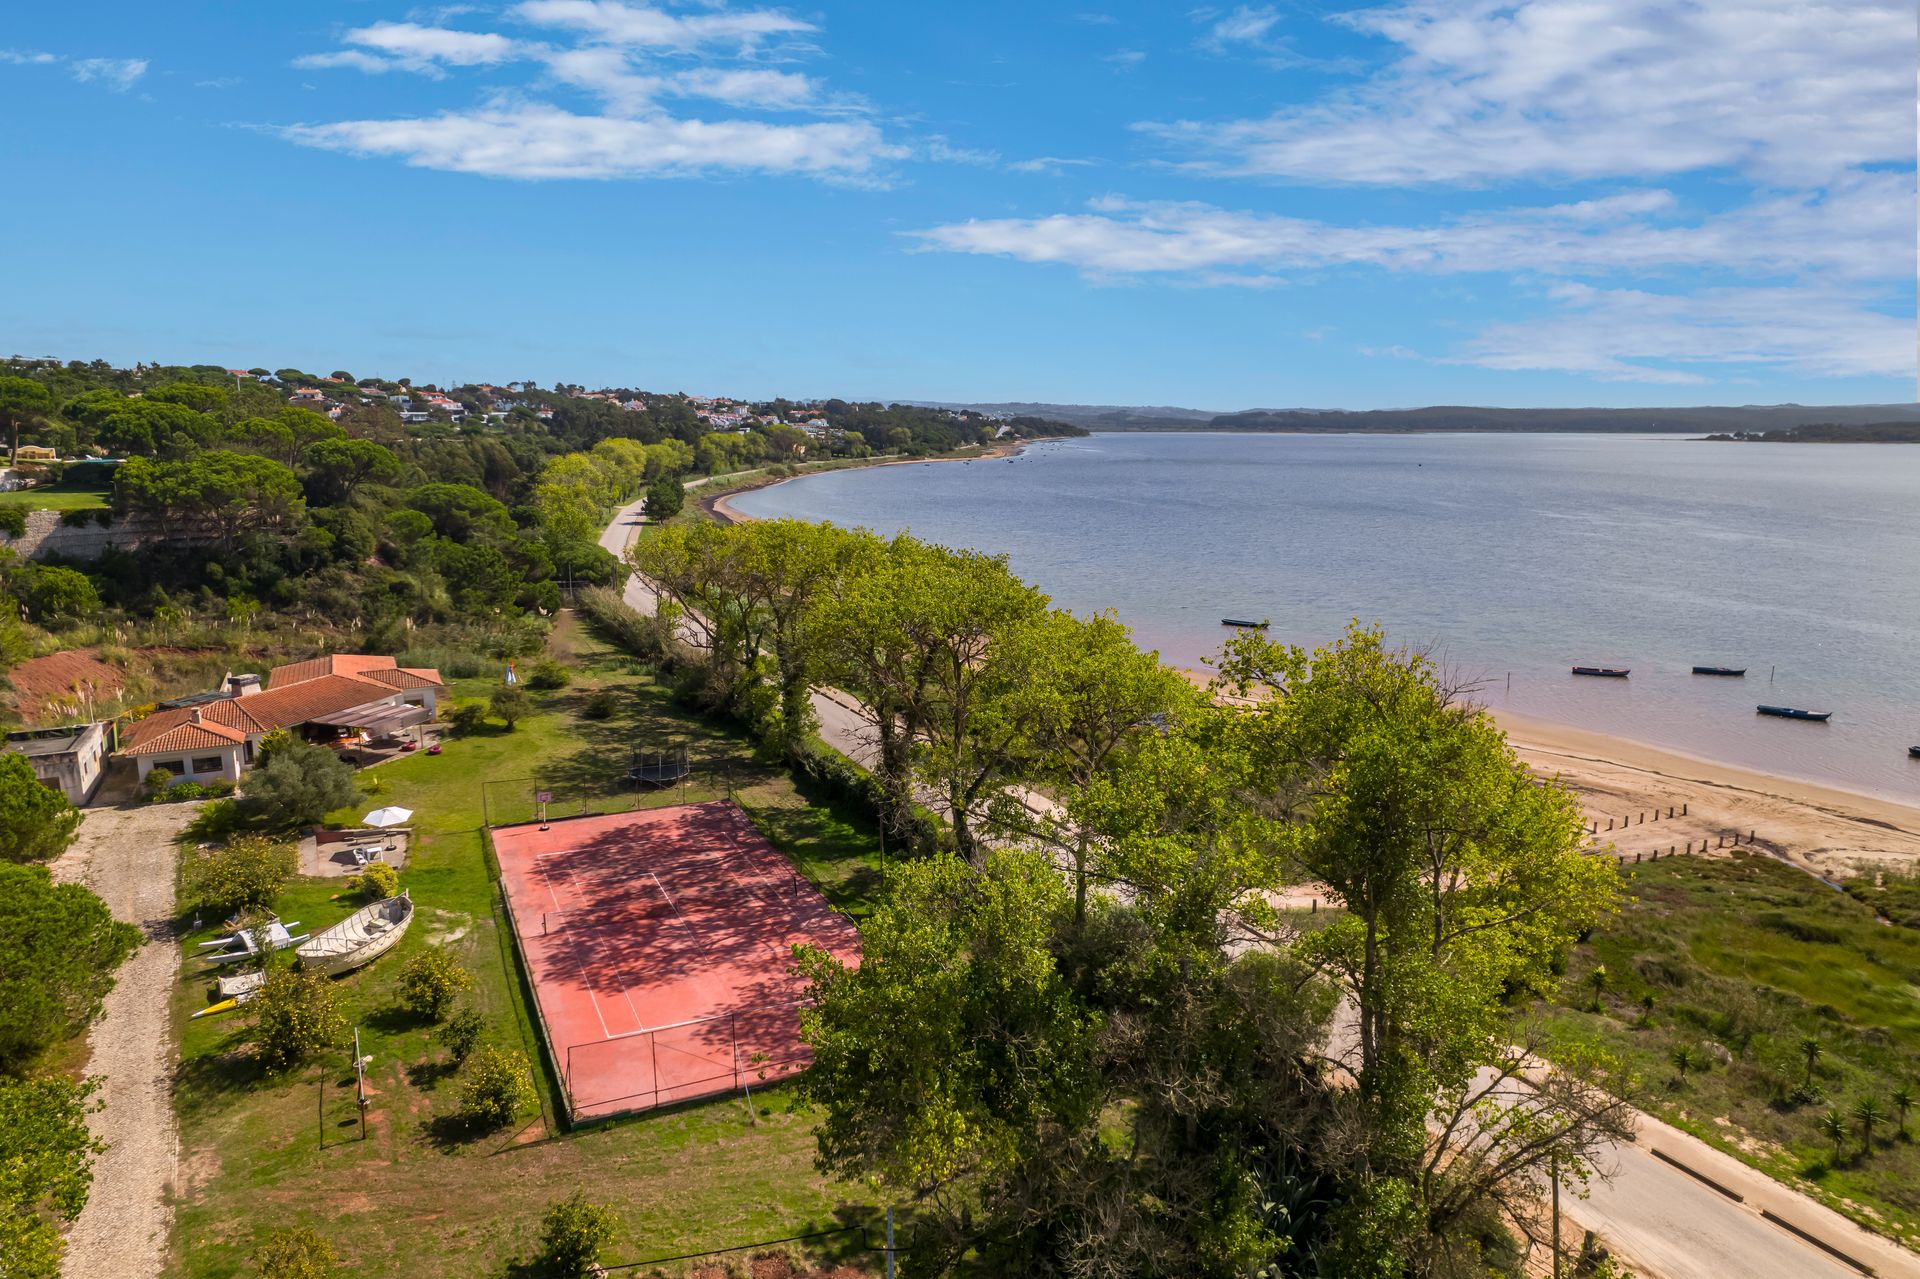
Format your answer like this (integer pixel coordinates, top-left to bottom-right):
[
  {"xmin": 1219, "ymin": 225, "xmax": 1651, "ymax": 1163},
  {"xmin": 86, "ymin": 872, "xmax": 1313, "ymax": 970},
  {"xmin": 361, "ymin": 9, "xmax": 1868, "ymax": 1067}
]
[
  {"xmin": 0, "ymin": 486, "xmax": 109, "ymax": 509},
  {"xmin": 1536, "ymin": 853, "xmax": 1920, "ymax": 1248},
  {"xmin": 165, "ymin": 624, "xmax": 890, "ymax": 1277}
]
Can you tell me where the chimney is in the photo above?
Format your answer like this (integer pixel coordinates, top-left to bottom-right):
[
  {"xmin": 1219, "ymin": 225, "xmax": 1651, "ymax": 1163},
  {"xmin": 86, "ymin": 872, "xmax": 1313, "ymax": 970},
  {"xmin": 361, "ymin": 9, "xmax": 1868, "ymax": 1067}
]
[
  {"xmin": 226, "ymin": 672, "xmax": 263, "ymax": 698},
  {"xmin": 190, "ymin": 709, "xmax": 203, "ymax": 724}
]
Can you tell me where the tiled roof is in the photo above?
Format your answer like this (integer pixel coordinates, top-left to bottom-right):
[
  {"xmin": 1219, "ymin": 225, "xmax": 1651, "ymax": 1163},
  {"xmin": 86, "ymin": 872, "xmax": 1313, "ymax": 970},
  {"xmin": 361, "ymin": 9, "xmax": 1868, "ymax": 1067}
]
[
  {"xmin": 234, "ymin": 676, "xmax": 405, "ymax": 730},
  {"xmin": 362, "ymin": 667, "xmax": 444, "ymax": 691},
  {"xmin": 121, "ymin": 711, "xmax": 248, "ymax": 757},
  {"xmin": 266, "ymin": 654, "xmax": 408, "ymax": 689}
]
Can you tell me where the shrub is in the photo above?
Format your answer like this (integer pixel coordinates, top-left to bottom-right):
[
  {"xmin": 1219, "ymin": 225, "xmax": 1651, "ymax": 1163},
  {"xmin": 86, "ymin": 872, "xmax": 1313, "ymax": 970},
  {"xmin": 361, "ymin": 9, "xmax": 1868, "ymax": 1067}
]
[
  {"xmin": 248, "ymin": 969, "xmax": 345, "ymax": 1072},
  {"xmin": 457, "ymin": 1045, "xmax": 535, "ymax": 1130},
  {"xmin": 490, "ymin": 685, "xmax": 532, "ymax": 729},
  {"xmin": 645, "ymin": 473, "xmax": 685, "ymax": 520},
  {"xmin": 143, "ymin": 766, "xmax": 176, "ymax": 797},
  {"xmin": 0, "ymin": 864, "xmax": 140, "ymax": 1072},
  {"xmin": 397, "ymin": 948, "xmax": 473, "ymax": 1022},
  {"xmin": 11, "ymin": 564, "xmax": 102, "ymax": 623},
  {"xmin": 59, "ymin": 507, "xmax": 94, "ymax": 528},
  {"xmin": 581, "ymin": 688, "xmax": 619, "ymax": 720},
  {"xmin": 536, "ymin": 1193, "xmax": 618, "ymax": 1276},
  {"xmin": 527, "ymin": 659, "xmax": 572, "ymax": 691},
  {"xmin": 250, "ymin": 1225, "xmax": 338, "ymax": 1278},
  {"xmin": 238, "ymin": 739, "xmax": 359, "ymax": 831},
  {"xmin": 154, "ymin": 780, "xmax": 210, "ymax": 803},
  {"xmin": 182, "ymin": 797, "xmax": 244, "ymax": 844},
  {"xmin": 0, "ymin": 752, "xmax": 82, "ymax": 863},
  {"xmin": 0, "ymin": 508, "xmax": 24, "ymax": 538},
  {"xmin": 447, "ymin": 701, "xmax": 489, "ymax": 736},
  {"xmin": 441, "ymin": 1005, "xmax": 484, "ymax": 1063},
  {"xmin": 189, "ymin": 836, "xmax": 296, "ymax": 914},
  {"xmin": 353, "ymin": 861, "xmax": 399, "ymax": 901}
]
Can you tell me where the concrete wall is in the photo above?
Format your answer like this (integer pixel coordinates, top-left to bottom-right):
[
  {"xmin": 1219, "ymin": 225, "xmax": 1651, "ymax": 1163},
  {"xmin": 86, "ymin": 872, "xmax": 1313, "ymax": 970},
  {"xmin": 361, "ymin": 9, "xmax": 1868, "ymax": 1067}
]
[{"xmin": 0, "ymin": 509, "xmax": 185, "ymax": 562}]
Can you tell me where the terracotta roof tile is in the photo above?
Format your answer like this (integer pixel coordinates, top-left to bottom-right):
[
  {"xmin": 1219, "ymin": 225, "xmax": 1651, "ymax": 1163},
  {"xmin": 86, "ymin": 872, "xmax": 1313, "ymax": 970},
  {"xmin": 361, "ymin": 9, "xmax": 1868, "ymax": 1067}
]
[{"xmin": 121, "ymin": 711, "xmax": 248, "ymax": 756}]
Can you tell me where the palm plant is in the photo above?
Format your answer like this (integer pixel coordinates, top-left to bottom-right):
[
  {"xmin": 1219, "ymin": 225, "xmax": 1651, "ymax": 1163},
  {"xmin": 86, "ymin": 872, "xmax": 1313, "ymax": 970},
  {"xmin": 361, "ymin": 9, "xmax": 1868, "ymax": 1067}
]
[
  {"xmin": 1853, "ymin": 1096, "xmax": 1884, "ymax": 1159},
  {"xmin": 1587, "ymin": 963, "xmax": 1608, "ymax": 1010},
  {"xmin": 1892, "ymin": 1083, "xmax": 1914, "ymax": 1139},
  {"xmin": 1821, "ymin": 1108, "xmax": 1848, "ymax": 1164},
  {"xmin": 1799, "ymin": 1035, "xmax": 1824, "ymax": 1090},
  {"xmin": 1670, "ymin": 1043, "xmax": 1699, "ymax": 1085}
]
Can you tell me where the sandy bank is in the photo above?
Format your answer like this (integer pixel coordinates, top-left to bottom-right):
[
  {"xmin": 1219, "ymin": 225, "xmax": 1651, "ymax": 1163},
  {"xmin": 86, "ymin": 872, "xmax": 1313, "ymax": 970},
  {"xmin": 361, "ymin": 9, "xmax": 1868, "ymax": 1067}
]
[{"xmin": 708, "ymin": 439, "xmax": 1031, "ymax": 525}]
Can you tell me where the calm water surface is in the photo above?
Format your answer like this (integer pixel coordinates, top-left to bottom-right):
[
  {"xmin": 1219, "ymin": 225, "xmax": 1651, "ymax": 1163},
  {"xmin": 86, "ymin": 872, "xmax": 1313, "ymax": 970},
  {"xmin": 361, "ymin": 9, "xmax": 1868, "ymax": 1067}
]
[{"xmin": 735, "ymin": 433, "xmax": 1920, "ymax": 801}]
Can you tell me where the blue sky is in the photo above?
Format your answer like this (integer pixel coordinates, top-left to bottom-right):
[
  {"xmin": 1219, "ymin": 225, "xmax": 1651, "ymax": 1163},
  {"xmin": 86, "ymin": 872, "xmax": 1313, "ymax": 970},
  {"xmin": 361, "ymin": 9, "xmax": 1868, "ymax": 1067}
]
[{"xmin": 1, "ymin": 2, "xmax": 1912, "ymax": 408}]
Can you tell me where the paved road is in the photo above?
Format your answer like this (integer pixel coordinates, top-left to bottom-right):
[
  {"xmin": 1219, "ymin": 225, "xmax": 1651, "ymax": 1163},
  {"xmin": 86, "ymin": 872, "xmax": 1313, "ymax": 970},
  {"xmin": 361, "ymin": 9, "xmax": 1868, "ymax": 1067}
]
[{"xmin": 597, "ymin": 499, "xmax": 1920, "ymax": 1279}]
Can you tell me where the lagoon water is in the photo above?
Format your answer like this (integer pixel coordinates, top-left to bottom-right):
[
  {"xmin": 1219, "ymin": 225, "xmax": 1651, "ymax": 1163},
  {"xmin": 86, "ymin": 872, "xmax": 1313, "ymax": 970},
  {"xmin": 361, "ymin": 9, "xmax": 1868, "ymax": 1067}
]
[{"xmin": 733, "ymin": 432, "xmax": 1920, "ymax": 801}]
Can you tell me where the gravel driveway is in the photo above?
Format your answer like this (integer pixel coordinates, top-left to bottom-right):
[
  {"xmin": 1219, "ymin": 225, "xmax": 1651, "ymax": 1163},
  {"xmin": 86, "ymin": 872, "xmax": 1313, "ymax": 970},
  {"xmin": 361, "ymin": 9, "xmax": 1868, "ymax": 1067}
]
[{"xmin": 50, "ymin": 801, "xmax": 198, "ymax": 1278}]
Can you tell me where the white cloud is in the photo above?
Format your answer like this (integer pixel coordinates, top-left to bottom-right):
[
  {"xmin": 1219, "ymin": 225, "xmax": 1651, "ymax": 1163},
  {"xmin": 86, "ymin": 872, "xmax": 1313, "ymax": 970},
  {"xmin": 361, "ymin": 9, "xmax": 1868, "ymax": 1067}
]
[
  {"xmin": 1197, "ymin": 6, "xmax": 1283, "ymax": 52},
  {"xmin": 911, "ymin": 173, "xmax": 1909, "ymax": 283},
  {"xmin": 1459, "ymin": 284, "xmax": 1912, "ymax": 382},
  {"xmin": 1104, "ymin": 49, "xmax": 1146, "ymax": 70},
  {"xmin": 69, "ymin": 57, "xmax": 147, "ymax": 91},
  {"xmin": 1007, "ymin": 156, "xmax": 1099, "ymax": 175},
  {"xmin": 510, "ymin": 0, "xmax": 814, "ymax": 52},
  {"xmin": 281, "ymin": 104, "xmax": 900, "ymax": 180},
  {"xmin": 348, "ymin": 21, "xmax": 520, "ymax": 66},
  {"xmin": 295, "ymin": 50, "xmax": 408, "ymax": 75},
  {"xmin": 667, "ymin": 67, "xmax": 816, "ymax": 110},
  {"xmin": 0, "ymin": 50, "xmax": 59, "ymax": 65},
  {"xmin": 1145, "ymin": 0, "xmax": 1913, "ymax": 185}
]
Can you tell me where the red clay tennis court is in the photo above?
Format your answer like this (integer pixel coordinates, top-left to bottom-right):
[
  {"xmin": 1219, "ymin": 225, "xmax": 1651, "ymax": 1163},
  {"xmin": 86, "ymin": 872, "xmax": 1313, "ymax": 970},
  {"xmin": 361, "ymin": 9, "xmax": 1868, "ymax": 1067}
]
[{"xmin": 492, "ymin": 799, "xmax": 862, "ymax": 1122}]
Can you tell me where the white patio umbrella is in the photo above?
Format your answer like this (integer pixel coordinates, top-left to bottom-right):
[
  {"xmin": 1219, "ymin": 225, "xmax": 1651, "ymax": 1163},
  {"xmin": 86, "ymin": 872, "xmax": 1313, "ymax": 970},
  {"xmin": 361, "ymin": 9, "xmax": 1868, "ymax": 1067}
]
[{"xmin": 363, "ymin": 806, "xmax": 414, "ymax": 828}]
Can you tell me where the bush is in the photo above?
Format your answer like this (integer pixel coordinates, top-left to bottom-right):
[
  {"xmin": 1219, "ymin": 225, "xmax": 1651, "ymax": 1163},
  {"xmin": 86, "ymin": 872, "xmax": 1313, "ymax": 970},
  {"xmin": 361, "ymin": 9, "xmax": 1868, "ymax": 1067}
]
[
  {"xmin": 250, "ymin": 1224, "xmax": 338, "ymax": 1278},
  {"xmin": 183, "ymin": 797, "xmax": 244, "ymax": 844},
  {"xmin": 0, "ymin": 508, "xmax": 24, "ymax": 538},
  {"xmin": 248, "ymin": 969, "xmax": 346, "ymax": 1072},
  {"xmin": 447, "ymin": 701, "xmax": 489, "ymax": 736},
  {"xmin": 11, "ymin": 563, "xmax": 101, "ymax": 623},
  {"xmin": 0, "ymin": 864, "xmax": 140, "ymax": 1072},
  {"xmin": 190, "ymin": 836, "xmax": 297, "ymax": 914},
  {"xmin": 490, "ymin": 684, "xmax": 532, "ymax": 729},
  {"xmin": 353, "ymin": 861, "xmax": 399, "ymax": 901},
  {"xmin": 397, "ymin": 948, "xmax": 473, "ymax": 1022},
  {"xmin": 0, "ymin": 752, "xmax": 82, "ymax": 863},
  {"xmin": 526, "ymin": 659, "xmax": 572, "ymax": 691},
  {"xmin": 581, "ymin": 688, "xmax": 619, "ymax": 720},
  {"xmin": 536, "ymin": 1193, "xmax": 618, "ymax": 1276},
  {"xmin": 457, "ymin": 1045, "xmax": 535, "ymax": 1130},
  {"xmin": 239, "ymin": 739, "xmax": 360, "ymax": 831},
  {"xmin": 151, "ymin": 780, "xmax": 209, "ymax": 803},
  {"xmin": 143, "ymin": 766, "xmax": 176, "ymax": 797},
  {"xmin": 442, "ymin": 1005, "xmax": 484, "ymax": 1063}
]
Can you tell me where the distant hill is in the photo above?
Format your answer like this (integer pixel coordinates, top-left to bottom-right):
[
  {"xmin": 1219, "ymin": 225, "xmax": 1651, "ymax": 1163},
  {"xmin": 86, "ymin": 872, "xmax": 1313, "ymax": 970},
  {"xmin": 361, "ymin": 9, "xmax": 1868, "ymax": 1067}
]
[{"xmin": 908, "ymin": 400, "xmax": 1920, "ymax": 435}]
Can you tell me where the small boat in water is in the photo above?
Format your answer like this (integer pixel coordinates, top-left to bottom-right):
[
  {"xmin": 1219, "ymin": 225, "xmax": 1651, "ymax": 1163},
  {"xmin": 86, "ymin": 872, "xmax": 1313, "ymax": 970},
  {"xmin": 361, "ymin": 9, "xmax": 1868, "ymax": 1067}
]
[
  {"xmin": 1692, "ymin": 666, "xmax": 1746, "ymax": 677},
  {"xmin": 1757, "ymin": 705, "xmax": 1831, "ymax": 722},
  {"xmin": 1908, "ymin": 745, "xmax": 1920, "ymax": 759},
  {"xmin": 296, "ymin": 891, "xmax": 414, "ymax": 977},
  {"xmin": 1572, "ymin": 666, "xmax": 1630, "ymax": 678},
  {"xmin": 1221, "ymin": 618, "xmax": 1270, "ymax": 629}
]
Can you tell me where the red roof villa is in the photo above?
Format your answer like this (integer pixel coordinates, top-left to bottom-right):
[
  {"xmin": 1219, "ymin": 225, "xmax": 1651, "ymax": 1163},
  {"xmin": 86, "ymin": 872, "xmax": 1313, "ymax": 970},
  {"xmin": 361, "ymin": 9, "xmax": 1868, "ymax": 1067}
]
[{"xmin": 118, "ymin": 655, "xmax": 443, "ymax": 788}]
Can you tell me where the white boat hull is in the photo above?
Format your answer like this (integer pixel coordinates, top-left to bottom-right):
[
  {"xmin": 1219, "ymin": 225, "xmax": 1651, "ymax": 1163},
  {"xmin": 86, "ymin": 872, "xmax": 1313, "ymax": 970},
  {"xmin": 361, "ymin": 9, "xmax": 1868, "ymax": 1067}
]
[{"xmin": 297, "ymin": 891, "xmax": 414, "ymax": 977}]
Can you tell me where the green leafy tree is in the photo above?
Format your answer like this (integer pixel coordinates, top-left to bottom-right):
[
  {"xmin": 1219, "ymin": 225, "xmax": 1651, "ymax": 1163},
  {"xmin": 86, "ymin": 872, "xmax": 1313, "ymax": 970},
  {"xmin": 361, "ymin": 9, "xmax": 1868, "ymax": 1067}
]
[
  {"xmin": 0, "ymin": 865, "xmax": 139, "ymax": 1072},
  {"xmin": 10, "ymin": 564, "xmax": 100, "ymax": 624},
  {"xmin": 113, "ymin": 451, "xmax": 304, "ymax": 552},
  {"xmin": 396, "ymin": 948, "xmax": 473, "ymax": 1022},
  {"xmin": 644, "ymin": 472, "xmax": 684, "ymax": 520},
  {"xmin": 188, "ymin": 836, "xmax": 296, "ymax": 914},
  {"xmin": 303, "ymin": 437, "xmax": 401, "ymax": 503},
  {"xmin": 0, "ymin": 376, "xmax": 55, "ymax": 464},
  {"xmin": 489, "ymin": 684, "xmax": 531, "ymax": 730},
  {"xmin": 248, "ymin": 968, "xmax": 345, "ymax": 1071},
  {"xmin": 0, "ymin": 1075, "xmax": 104, "ymax": 1278},
  {"xmin": 457, "ymin": 1045, "xmax": 535, "ymax": 1130},
  {"xmin": 441, "ymin": 1006, "xmax": 484, "ymax": 1064},
  {"xmin": 249, "ymin": 1224, "xmax": 338, "ymax": 1278},
  {"xmin": 0, "ymin": 753, "xmax": 82, "ymax": 863},
  {"xmin": 238, "ymin": 740, "xmax": 359, "ymax": 831},
  {"xmin": 447, "ymin": 701, "xmax": 489, "ymax": 736},
  {"xmin": 535, "ymin": 1193, "xmax": 618, "ymax": 1277}
]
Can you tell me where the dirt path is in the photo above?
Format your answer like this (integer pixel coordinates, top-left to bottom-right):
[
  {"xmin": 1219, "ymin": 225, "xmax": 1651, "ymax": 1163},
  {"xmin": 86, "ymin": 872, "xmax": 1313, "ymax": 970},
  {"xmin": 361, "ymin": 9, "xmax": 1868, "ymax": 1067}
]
[{"xmin": 50, "ymin": 802, "xmax": 198, "ymax": 1279}]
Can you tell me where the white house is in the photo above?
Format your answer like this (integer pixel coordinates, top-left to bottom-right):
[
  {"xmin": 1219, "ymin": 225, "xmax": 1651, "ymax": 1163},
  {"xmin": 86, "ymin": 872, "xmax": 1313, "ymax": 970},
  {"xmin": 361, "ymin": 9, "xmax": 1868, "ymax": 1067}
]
[{"xmin": 4, "ymin": 722, "xmax": 109, "ymax": 805}]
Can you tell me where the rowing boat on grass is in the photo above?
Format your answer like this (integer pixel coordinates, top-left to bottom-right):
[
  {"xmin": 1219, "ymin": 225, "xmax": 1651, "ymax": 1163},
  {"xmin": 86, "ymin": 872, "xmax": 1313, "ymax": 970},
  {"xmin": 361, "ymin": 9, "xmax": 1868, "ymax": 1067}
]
[{"xmin": 296, "ymin": 891, "xmax": 414, "ymax": 977}]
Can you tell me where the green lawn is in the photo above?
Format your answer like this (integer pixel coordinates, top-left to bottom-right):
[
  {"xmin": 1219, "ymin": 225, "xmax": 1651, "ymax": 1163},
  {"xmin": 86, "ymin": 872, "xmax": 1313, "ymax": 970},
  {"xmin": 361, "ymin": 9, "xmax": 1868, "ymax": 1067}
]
[
  {"xmin": 0, "ymin": 486, "xmax": 109, "ymax": 510},
  {"xmin": 166, "ymin": 627, "xmax": 890, "ymax": 1277},
  {"xmin": 1535, "ymin": 854, "xmax": 1920, "ymax": 1249}
]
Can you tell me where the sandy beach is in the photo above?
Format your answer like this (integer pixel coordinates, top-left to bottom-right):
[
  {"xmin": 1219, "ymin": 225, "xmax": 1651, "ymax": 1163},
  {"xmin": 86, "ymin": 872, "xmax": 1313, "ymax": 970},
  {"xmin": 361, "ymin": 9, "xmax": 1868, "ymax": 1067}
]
[{"xmin": 707, "ymin": 439, "xmax": 1028, "ymax": 524}]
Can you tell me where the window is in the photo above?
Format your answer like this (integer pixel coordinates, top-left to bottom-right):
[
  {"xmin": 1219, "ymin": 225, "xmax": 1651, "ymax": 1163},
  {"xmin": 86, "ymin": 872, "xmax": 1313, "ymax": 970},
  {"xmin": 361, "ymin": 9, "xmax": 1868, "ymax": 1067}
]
[
  {"xmin": 156, "ymin": 759, "xmax": 186, "ymax": 776},
  {"xmin": 192, "ymin": 756, "xmax": 224, "ymax": 775}
]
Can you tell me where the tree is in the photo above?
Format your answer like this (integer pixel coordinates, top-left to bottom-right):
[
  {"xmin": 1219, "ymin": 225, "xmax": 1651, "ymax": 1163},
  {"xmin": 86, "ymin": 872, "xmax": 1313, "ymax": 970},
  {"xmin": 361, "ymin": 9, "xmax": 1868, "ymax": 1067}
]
[
  {"xmin": 489, "ymin": 684, "xmax": 532, "ymax": 729},
  {"xmin": 0, "ymin": 753, "xmax": 82, "ymax": 863},
  {"xmin": 406, "ymin": 482, "xmax": 514, "ymax": 542},
  {"xmin": 9, "ymin": 563, "xmax": 100, "ymax": 624},
  {"xmin": 187, "ymin": 836, "xmax": 296, "ymax": 914},
  {"xmin": 1800, "ymin": 1035, "xmax": 1824, "ymax": 1091},
  {"xmin": 457, "ymin": 1045, "xmax": 535, "ymax": 1130},
  {"xmin": 396, "ymin": 949, "xmax": 473, "ymax": 1022},
  {"xmin": 447, "ymin": 701, "xmax": 489, "ymax": 735},
  {"xmin": 250, "ymin": 1225, "xmax": 338, "ymax": 1279},
  {"xmin": 248, "ymin": 968, "xmax": 345, "ymax": 1071},
  {"xmin": 1853, "ymin": 1096, "xmax": 1884, "ymax": 1159},
  {"xmin": 442, "ymin": 1006, "xmax": 484, "ymax": 1064},
  {"xmin": 238, "ymin": 741, "xmax": 359, "ymax": 831},
  {"xmin": 1821, "ymin": 1108, "xmax": 1849, "ymax": 1163},
  {"xmin": 303, "ymin": 437, "xmax": 401, "ymax": 503},
  {"xmin": 1670, "ymin": 1044, "xmax": 1699, "ymax": 1085},
  {"xmin": 1893, "ymin": 1083, "xmax": 1914, "ymax": 1138},
  {"xmin": 0, "ymin": 1075, "xmax": 104, "ymax": 1278},
  {"xmin": 644, "ymin": 473, "xmax": 684, "ymax": 520},
  {"xmin": 113, "ymin": 451, "xmax": 304, "ymax": 552},
  {"xmin": 0, "ymin": 865, "xmax": 139, "ymax": 1073},
  {"xmin": 0, "ymin": 376, "xmax": 55, "ymax": 464},
  {"xmin": 535, "ymin": 1193, "xmax": 618, "ymax": 1277}
]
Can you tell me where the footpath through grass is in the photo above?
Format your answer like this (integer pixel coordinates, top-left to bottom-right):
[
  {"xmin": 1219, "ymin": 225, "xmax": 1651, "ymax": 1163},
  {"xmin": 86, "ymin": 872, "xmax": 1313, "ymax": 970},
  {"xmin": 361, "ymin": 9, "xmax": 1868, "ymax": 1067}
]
[
  {"xmin": 1535, "ymin": 853, "xmax": 1920, "ymax": 1248},
  {"xmin": 166, "ymin": 625, "xmax": 888, "ymax": 1278}
]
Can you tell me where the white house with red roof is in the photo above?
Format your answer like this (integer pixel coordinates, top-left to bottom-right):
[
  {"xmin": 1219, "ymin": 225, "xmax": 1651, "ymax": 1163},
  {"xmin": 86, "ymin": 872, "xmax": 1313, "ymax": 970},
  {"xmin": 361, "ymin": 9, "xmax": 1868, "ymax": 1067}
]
[{"xmin": 118, "ymin": 655, "xmax": 444, "ymax": 787}]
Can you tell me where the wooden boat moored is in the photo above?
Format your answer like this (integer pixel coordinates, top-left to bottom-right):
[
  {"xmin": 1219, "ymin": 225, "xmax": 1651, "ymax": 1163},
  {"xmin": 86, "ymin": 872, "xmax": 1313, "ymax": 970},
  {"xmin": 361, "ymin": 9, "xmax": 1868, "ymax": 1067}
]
[
  {"xmin": 1757, "ymin": 705, "xmax": 1831, "ymax": 722},
  {"xmin": 1908, "ymin": 745, "xmax": 1920, "ymax": 759},
  {"xmin": 1571, "ymin": 666, "xmax": 1630, "ymax": 678},
  {"xmin": 296, "ymin": 891, "xmax": 414, "ymax": 977},
  {"xmin": 1221, "ymin": 618, "xmax": 1270, "ymax": 629},
  {"xmin": 1692, "ymin": 666, "xmax": 1746, "ymax": 677}
]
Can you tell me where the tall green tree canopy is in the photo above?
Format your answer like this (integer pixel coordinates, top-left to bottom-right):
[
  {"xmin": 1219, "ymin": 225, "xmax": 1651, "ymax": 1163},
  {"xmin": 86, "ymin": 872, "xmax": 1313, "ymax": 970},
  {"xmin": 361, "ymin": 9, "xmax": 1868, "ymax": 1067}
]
[
  {"xmin": 0, "ymin": 864, "xmax": 139, "ymax": 1073},
  {"xmin": 0, "ymin": 1074, "xmax": 105, "ymax": 1278},
  {"xmin": 113, "ymin": 451, "xmax": 304, "ymax": 552},
  {"xmin": 0, "ymin": 754, "xmax": 82, "ymax": 864}
]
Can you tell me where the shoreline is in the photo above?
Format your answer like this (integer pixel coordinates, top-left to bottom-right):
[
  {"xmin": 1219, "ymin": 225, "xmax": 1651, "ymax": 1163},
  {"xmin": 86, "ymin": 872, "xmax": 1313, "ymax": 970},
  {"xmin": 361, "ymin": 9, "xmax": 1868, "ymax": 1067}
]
[{"xmin": 707, "ymin": 437, "xmax": 1030, "ymax": 525}]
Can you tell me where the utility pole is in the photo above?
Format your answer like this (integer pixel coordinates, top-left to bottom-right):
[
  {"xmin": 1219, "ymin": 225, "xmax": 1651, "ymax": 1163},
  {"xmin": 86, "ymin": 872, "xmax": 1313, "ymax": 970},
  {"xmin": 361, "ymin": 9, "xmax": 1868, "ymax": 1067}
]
[
  {"xmin": 885, "ymin": 1206, "xmax": 895, "ymax": 1279},
  {"xmin": 1550, "ymin": 1152, "xmax": 1562, "ymax": 1279}
]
